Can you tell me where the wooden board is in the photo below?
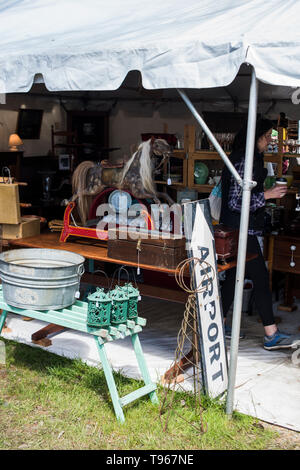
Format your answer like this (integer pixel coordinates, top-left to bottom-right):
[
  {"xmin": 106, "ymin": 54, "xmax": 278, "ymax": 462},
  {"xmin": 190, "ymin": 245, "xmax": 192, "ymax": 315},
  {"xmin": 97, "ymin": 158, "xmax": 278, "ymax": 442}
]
[{"xmin": 0, "ymin": 183, "xmax": 21, "ymax": 224}]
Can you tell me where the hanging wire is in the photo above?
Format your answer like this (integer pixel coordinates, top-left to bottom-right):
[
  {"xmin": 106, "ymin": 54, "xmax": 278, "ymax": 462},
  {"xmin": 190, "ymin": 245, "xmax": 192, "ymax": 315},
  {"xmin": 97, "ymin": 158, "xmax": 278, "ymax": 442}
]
[
  {"xmin": 109, "ymin": 265, "xmax": 131, "ymax": 291},
  {"xmin": 81, "ymin": 268, "xmax": 111, "ymax": 300},
  {"xmin": 159, "ymin": 257, "xmax": 215, "ymax": 434},
  {"xmin": 1, "ymin": 166, "xmax": 12, "ymax": 184}
]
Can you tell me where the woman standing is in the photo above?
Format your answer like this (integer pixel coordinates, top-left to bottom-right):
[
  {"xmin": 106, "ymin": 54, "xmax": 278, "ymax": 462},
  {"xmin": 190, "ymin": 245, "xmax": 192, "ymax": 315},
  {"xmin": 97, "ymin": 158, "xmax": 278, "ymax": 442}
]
[{"xmin": 220, "ymin": 118, "xmax": 294, "ymax": 350}]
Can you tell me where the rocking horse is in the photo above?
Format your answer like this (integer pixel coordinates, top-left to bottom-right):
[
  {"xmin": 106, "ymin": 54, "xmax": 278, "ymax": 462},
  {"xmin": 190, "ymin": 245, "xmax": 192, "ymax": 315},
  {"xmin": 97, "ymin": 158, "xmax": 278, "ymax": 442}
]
[{"xmin": 60, "ymin": 138, "xmax": 174, "ymax": 242}]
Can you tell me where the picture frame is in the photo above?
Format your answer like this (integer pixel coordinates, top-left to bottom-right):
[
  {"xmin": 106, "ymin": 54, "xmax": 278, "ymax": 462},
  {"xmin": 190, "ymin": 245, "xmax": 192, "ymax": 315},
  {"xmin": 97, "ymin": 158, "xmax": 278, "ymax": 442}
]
[
  {"xmin": 17, "ymin": 108, "xmax": 43, "ymax": 139},
  {"xmin": 58, "ymin": 154, "xmax": 71, "ymax": 171}
]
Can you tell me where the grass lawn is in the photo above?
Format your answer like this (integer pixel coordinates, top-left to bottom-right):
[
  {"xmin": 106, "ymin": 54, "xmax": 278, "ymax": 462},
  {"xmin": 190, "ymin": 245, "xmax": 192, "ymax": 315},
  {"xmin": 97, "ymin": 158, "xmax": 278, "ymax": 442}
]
[{"xmin": 0, "ymin": 337, "xmax": 295, "ymax": 451}]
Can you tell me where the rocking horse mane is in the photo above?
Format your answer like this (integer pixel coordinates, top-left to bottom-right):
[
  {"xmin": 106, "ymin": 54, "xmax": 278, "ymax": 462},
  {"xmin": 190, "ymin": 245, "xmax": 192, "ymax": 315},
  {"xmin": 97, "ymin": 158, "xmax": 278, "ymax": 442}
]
[
  {"xmin": 72, "ymin": 160, "xmax": 95, "ymax": 224},
  {"xmin": 120, "ymin": 139, "xmax": 156, "ymax": 196}
]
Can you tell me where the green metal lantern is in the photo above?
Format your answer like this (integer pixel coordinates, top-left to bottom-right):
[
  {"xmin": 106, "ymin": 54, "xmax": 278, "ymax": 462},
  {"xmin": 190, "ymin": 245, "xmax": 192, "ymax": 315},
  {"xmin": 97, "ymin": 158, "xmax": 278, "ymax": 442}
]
[
  {"xmin": 87, "ymin": 288, "xmax": 112, "ymax": 327},
  {"xmin": 124, "ymin": 283, "xmax": 140, "ymax": 320},
  {"xmin": 110, "ymin": 286, "xmax": 129, "ymax": 324}
]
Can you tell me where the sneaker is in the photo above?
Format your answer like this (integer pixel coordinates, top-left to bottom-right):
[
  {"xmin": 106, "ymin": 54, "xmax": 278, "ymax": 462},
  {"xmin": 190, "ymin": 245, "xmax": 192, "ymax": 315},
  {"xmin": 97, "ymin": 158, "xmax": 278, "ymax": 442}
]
[
  {"xmin": 263, "ymin": 330, "xmax": 294, "ymax": 350},
  {"xmin": 224, "ymin": 324, "xmax": 245, "ymax": 340}
]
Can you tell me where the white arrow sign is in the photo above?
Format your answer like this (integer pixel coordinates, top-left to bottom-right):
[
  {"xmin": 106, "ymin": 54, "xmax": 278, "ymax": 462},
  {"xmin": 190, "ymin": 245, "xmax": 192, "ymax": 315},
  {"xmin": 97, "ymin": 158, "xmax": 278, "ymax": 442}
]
[{"xmin": 184, "ymin": 199, "xmax": 228, "ymax": 398}]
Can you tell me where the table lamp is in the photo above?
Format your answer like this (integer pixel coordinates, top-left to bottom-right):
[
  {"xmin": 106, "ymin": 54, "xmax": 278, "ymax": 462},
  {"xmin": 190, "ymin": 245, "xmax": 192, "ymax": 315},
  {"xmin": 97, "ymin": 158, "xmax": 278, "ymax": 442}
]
[{"xmin": 8, "ymin": 133, "xmax": 23, "ymax": 151}]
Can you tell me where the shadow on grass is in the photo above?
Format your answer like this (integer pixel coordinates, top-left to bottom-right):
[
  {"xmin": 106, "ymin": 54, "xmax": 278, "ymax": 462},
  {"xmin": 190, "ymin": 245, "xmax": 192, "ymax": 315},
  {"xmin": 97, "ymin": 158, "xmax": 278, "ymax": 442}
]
[{"xmin": 3, "ymin": 338, "xmax": 149, "ymax": 414}]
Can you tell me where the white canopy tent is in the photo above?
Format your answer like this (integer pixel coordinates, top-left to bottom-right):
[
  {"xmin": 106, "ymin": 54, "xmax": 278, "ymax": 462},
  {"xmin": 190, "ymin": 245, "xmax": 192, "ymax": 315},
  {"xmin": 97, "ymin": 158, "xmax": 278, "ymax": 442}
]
[
  {"xmin": 1, "ymin": 0, "xmax": 300, "ymax": 416},
  {"xmin": 0, "ymin": 0, "xmax": 300, "ymax": 92}
]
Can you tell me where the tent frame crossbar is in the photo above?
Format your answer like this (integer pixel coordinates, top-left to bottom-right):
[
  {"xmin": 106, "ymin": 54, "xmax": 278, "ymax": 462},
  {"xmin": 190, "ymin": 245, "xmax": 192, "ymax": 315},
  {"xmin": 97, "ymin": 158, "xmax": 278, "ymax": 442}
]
[{"xmin": 177, "ymin": 66, "xmax": 259, "ymax": 416}]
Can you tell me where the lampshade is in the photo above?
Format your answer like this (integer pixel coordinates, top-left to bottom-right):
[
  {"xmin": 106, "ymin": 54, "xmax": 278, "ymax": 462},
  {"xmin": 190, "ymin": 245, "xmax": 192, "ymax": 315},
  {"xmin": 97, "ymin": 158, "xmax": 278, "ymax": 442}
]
[{"xmin": 8, "ymin": 133, "xmax": 23, "ymax": 151}]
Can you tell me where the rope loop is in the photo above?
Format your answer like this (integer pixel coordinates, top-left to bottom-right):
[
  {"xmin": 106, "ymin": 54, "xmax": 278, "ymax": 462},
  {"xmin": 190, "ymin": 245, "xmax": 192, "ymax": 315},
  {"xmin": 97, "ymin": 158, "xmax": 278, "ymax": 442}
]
[{"xmin": 174, "ymin": 257, "xmax": 215, "ymax": 294}]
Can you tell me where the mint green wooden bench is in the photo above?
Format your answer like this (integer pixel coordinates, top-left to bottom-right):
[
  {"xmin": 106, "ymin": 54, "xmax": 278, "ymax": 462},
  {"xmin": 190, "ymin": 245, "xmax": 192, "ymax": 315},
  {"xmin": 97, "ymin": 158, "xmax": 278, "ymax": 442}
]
[{"xmin": 0, "ymin": 285, "xmax": 158, "ymax": 423}]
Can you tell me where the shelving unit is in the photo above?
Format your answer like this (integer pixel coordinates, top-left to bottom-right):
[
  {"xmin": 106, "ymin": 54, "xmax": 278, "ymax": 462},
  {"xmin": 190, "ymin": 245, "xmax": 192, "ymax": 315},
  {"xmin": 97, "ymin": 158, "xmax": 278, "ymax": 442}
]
[
  {"xmin": 67, "ymin": 111, "xmax": 110, "ymax": 163},
  {"xmin": 182, "ymin": 124, "xmax": 226, "ymax": 193},
  {"xmin": 154, "ymin": 124, "xmax": 189, "ymax": 188},
  {"xmin": 51, "ymin": 125, "xmax": 78, "ymax": 171},
  {"xmin": 154, "ymin": 150, "xmax": 188, "ymax": 188},
  {"xmin": 269, "ymin": 126, "xmax": 300, "ymax": 188},
  {"xmin": 155, "ymin": 124, "xmax": 300, "ymax": 197}
]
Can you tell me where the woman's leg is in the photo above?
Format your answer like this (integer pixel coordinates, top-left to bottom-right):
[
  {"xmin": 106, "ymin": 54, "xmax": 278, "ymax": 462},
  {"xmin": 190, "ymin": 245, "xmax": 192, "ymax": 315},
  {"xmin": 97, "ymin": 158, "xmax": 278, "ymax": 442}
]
[
  {"xmin": 221, "ymin": 234, "xmax": 294, "ymax": 348},
  {"xmin": 220, "ymin": 235, "xmax": 275, "ymax": 329},
  {"xmin": 220, "ymin": 267, "xmax": 236, "ymax": 320},
  {"xmin": 245, "ymin": 235, "xmax": 275, "ymax": 328}
]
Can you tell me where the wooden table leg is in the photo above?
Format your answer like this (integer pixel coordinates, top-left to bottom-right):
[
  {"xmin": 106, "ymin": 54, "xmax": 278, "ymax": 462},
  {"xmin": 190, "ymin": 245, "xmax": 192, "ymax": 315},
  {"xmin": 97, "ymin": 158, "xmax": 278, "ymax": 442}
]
[
  {"xmin": 266, "ymin": 235, "xmax": 274, "ymax": 292},
  {"xmin": 0, "ymin": 309, "xmax": 11, "ymax": 333},
  {"xmin": 161, "ymin": 349, "xmax": 194, "ymax": 383},
  {"xmin": 0, "ymin": 310, "xmax": 8, "ymax": 334},
  {"xmin": 31, "ymin": 324, "xmax": 66, "ymax": 341},
  {"xmin": 278, "ymin": 273, "xmax": 298, "ymax": 312}
]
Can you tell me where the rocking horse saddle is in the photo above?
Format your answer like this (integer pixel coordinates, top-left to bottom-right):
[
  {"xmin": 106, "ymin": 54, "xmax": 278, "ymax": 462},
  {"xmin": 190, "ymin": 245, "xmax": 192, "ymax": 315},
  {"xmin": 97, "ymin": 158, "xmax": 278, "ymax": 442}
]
[{"xmin": 100, "ymin": 159, "xmax": 124, "ymax": 169}]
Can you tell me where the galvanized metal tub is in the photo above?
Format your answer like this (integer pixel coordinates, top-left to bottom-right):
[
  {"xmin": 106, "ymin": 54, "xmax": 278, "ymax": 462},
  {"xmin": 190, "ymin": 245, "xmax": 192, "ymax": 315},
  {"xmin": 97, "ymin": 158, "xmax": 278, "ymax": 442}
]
[{"xmin": 0, "ymin": 248, "xmax": 85, "ymax": 310}]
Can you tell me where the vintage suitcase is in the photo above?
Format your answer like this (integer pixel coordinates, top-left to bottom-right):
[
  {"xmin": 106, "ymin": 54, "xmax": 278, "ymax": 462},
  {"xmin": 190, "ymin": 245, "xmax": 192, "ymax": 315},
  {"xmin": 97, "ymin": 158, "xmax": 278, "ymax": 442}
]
[
  {"xmin": 107, "ymin": 228, "xmax": 187, "ymax": 270},
  {"xmin": 213, "ymin": 224, "xmax": 239, "ymax": 261}
]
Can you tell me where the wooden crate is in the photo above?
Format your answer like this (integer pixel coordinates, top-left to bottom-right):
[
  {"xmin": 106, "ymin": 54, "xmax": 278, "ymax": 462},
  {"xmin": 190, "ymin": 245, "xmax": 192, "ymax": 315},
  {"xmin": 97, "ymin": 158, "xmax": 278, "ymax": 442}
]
[
  {"xmin": 2, "ymin": 217, "xmax": 40, "ymax": 240},
  {"xmin": 107, "ymin": 228, "xmax": 187, "ymax": 270}
]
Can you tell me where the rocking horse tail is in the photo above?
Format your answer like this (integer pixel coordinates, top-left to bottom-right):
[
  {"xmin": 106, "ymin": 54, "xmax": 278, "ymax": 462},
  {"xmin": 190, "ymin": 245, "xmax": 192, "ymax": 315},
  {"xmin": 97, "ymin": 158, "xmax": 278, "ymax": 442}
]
[{"xmin": 72, "ymin": 161, "xmax": 95, "ymax": 225}]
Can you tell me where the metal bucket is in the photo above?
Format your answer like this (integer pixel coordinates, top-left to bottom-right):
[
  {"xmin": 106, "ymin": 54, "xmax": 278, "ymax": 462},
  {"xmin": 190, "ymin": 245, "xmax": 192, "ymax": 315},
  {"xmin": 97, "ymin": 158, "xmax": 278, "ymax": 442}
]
[{"xmin": 0, "ymin": 248, "xmax": 85, "ymax": 310}]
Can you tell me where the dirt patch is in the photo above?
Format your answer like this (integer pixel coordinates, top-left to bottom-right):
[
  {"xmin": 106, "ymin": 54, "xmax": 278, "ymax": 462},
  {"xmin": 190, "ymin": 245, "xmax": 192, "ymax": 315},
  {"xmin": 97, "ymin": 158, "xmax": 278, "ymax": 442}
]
[{"xmin": 262, "ymin": 422, "xmax": 300, "ymax": 450}]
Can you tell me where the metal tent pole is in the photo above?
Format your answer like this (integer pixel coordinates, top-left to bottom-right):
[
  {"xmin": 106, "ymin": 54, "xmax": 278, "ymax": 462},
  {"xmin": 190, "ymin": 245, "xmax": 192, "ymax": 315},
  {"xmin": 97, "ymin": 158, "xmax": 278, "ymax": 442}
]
[
  {"xmin": 225, "ymin": 67, "xmax": 258, "ymax": 416},
  {"xmin": 178, "ymin": 68, "xmax": 258, "ymax": 414},
  {"xmin": 177, "ymin": 89, "xmax": 242, "ymax": 186}
]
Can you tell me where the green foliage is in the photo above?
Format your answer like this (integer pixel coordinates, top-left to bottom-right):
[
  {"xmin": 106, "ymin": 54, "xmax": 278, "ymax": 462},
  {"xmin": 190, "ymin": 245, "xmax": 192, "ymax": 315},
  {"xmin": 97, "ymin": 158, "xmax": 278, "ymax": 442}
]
[{"xmin": 0, "ymin": 338, "xmax": 279, "ymax": 450}]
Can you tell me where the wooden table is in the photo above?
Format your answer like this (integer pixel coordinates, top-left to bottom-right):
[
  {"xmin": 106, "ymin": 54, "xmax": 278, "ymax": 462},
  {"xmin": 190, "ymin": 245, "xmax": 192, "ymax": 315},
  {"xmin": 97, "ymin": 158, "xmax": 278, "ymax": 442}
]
[
  {"xmin": 8, "ymin": 231, "xmax": 246, "ymax": 274},
  {"xmin": 8, "ymin": 231, "xmax": 256, "ymax": 342}
]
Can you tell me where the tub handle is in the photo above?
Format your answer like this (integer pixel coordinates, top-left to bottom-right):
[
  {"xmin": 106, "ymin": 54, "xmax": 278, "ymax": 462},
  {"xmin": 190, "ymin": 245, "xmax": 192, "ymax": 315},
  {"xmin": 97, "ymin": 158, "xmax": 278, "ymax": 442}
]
[{"xmin": 78, "ymin": 264, "xmax": 85, "ymax": 276}]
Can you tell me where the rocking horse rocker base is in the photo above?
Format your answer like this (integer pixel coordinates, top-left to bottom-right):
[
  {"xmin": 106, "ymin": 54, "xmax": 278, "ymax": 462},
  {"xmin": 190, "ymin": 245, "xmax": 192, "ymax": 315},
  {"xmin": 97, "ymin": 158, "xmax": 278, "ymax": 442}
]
[
  {"xmin": 59, "ymin": 201, "xmax": 109, "ymax": 243},
  {"xmin": 60, "ymin": 197, "xmax": 154, "ymax": 243}
]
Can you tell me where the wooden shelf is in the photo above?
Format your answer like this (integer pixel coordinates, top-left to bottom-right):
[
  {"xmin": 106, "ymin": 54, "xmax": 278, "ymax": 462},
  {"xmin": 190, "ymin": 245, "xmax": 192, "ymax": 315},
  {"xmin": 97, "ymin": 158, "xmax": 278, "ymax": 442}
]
[
  {"xmin": 191, "ymin": 150, "xmax": 226, "ymax": 160},
  {"xmin": 264, "ymin": 153, "xmax": 281, "ymax": 163},
  {"xmin": 53, "ymin": 143, "xmax": 83, "ymax": 148},
  {"xmin": 287, "ymin": 187, "xmax": 299, "ymax": 194},
  {"xmin": 172, "ymin": 150, "xmax": 187, "ymax": 158},
  {"xmin": 155, "ymin": 180, "xmax": 185, "ymax": 187},
  {"xmin": 283, "ymin": 153, "xmax": 300, "ymax": 157},
  {"xmin": 189, "ymin": 184, "xmax": 214, "ymax": 193}
]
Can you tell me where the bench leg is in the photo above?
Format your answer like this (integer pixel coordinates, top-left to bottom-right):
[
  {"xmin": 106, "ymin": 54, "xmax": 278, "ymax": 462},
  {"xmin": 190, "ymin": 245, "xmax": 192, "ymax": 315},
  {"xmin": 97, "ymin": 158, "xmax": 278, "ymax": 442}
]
[
  {"xmin": 131, "ymin": 333, "xmax": 158, "ymax": 405},
  {"xmin": 0, "ymin": 310, "xmax": 8, "ymax": 335},
  {"xmin": 94, "ymin": 336, "xmax": 125, "ymax": 423},
  {"xmin": 88, "ymin": 259, "xmax": 95, "ymax": 273}
]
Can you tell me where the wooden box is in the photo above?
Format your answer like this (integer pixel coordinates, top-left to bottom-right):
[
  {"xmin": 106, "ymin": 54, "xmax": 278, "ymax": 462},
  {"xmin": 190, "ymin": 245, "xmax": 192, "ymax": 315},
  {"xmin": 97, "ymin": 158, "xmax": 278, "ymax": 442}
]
[
  {"xmin": 107, "ymin": 228, "xmax": 187, "ymax": 270},
  {"xmin": 213, "ymin": 224, "xmax": 239, "ymax": 261},
  {"xmin": 2, "ymin": 217, "xmax": 40, "ymax": 240}
]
